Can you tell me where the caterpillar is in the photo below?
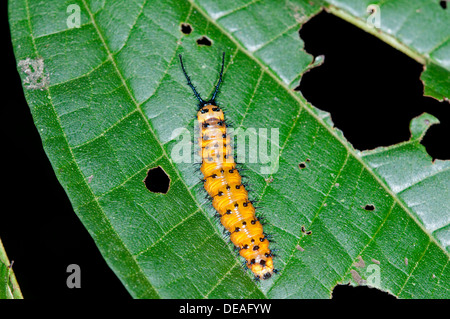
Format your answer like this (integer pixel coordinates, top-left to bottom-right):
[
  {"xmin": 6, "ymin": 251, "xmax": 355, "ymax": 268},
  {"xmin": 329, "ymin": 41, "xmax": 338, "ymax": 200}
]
[{"xmin": 179, "ymin": 53, "xmax": 276, "ymax": 280}]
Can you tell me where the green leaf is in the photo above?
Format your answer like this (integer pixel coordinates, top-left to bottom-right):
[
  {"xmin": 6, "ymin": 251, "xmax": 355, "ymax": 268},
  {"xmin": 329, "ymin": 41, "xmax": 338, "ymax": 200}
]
[
  {"xmin": 0, "ymin": 238, "xmax": 23, "ymax": 299},
  {"xmin": 361, "ymin": 113, "xmax": 450, "ymax": 253},
  {"xmin": 322, "ymin": 0, "xmax": 450, "ymax": 102},
  {"xmin": 9, "ymin": 0, "xmax": 449, "ymax": 298}
]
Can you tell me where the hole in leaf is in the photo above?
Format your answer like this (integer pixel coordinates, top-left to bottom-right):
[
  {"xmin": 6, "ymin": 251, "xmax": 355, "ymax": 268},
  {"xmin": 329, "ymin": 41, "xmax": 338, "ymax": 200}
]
[
  {"xmin": 440, "ymin": 1, "xmax": 447, "ymax": 9},
  {"xmin": 301, "ymin": 226, "xmax": 312, "ymax": 235},
  {"xmin": 180, "ymin": 23, "xmax": 192, "ymax": 34},
  {"xmin": 299, "ymin": 11, "xmax": 449, "ymax": 160},
  {"xmin": 196, "ymin": 36, "xmax": 212, "ymax": 46},
  {"xmin": 364, "ymin": 204, "xmax": 375, "ymax": 211},
  {"xmin": 367, "ymin": 6, "xmax": 376, "ymax": 14},
  {"xmin": 144, "ymin": 166, "xmax": 170, "ymax": 194},
  {"xmin": 299, "ymin": 162, "xmax": 306, "ymax": 169},
  {"xmin": 332, "ymin": 284, "xmax": 395, "ymax": 300}
]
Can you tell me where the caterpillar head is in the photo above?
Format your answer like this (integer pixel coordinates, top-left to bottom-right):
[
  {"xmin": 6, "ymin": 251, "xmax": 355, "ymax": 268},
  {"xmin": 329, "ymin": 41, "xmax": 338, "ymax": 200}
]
[{"xmin": 198, "ymin": 104, "xmax": 224, "ymax": 122}]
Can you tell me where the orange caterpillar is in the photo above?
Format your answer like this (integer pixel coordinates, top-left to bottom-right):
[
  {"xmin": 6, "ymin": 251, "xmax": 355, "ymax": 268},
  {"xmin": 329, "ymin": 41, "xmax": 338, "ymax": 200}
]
[{"xmin": 179, "ymin": 53, "xmax": 275, "ymax": 280}]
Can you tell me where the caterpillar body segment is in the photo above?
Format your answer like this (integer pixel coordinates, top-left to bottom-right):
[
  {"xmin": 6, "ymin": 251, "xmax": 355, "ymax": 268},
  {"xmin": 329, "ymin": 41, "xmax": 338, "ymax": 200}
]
[{"xmin": 179, "ymin": 53, "xmax": 275, "ymax": 280}]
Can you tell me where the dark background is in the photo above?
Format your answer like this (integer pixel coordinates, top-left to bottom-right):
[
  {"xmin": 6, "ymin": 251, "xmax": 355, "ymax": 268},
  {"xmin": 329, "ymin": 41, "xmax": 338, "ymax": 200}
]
[{"xmin": 1, "ymin": 2, "xmax": 448, "ymax": 302}]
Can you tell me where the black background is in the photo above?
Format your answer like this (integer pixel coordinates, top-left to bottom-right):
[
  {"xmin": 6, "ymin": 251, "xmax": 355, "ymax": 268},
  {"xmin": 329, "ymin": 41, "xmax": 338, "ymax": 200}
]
[{"xmin": 1, "ymin": 1, "xmax": 448, "ymax": 304}]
